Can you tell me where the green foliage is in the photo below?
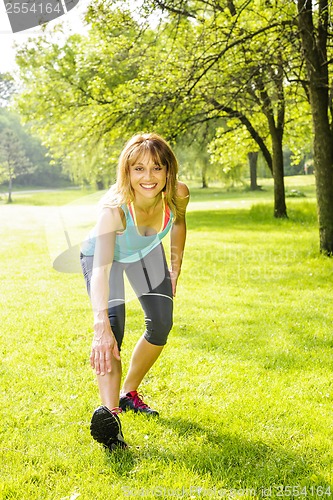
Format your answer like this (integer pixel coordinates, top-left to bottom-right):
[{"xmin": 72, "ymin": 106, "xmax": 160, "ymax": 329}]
[
  {"xmin": 14, "ymin": 11, "xmax": 152, "ymax": 186},
  {"xmin": 174, "ymin": 122, "xmax": 226, "ymax": 187},
  {"xmin": 0, "ymin": 107, "xmax": 70, "ymax": 188},
  {"xmin": 209, "ymin": 124, "xmax": 255, "ymax": 184},
  {"xmin": 13, "ymin": 0, "xmax": 313, "ymax": 195},
  {"xmin": 0, "ymin": 72, "xmax": 16, "ymax": 106}
]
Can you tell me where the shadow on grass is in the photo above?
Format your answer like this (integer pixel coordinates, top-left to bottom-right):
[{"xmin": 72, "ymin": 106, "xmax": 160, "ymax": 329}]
[
  {"xmin": 154, "ymin": 416, "xmax": 330, "ymax": 491},
  {"xmin": 103, "ymin": 446, "xmax": 136, "ymax": 475},
  {"xmin": 103, "ymin": 414, "xmax": 330, "ymax": 491}
]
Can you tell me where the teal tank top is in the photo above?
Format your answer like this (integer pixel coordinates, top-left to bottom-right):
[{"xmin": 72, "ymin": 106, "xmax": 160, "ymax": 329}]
[{"xmin": 81, "ymin": 194, "xmax": 173, "ymax": 263}]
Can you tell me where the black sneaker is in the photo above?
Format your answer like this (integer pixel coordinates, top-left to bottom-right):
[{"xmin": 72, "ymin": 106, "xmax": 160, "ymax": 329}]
[
  {"xmin": 90, "ymin": 406, "xmax": 127, "ymax": 451},
  {"xmin": 119, "ymin": 391, "xmax": 159, "ymax": 416}
]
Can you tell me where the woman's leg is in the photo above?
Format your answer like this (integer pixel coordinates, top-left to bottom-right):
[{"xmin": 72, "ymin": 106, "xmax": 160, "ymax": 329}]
[
  {"xmin": 96, "ymin": 360, "xmax": 122, "ymax": 410},
  {"xmin": 81, "ymin": 254, "xmax": 126, "ymax": 411},
  {"xmin": 121, "ymin": 339, "xmax": 164, "ymax": 394},
  {"xmin": 122, "ymin": 244, "xmax": 173, "ymax": 394}
]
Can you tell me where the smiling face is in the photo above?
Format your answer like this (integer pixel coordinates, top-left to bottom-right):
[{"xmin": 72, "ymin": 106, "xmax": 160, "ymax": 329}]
[
  {"xmin": 129, "ymin": 151, "xmax": 167, "ymax": 201},
  {"xmin": 115, "ymin": 133, "xmax": 178, "ymax": 211}
]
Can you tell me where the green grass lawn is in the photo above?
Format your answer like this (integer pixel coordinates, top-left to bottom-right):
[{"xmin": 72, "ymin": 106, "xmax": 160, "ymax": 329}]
[{"xmin": 1, "ymin": 176, "xmax": 332, "ymax": 499}]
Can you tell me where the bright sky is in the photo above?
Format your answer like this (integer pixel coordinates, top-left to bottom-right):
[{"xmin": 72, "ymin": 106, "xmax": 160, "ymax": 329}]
[{"xmin": 0, "ymin": 0, "xmax": 91, "ymax": 73}]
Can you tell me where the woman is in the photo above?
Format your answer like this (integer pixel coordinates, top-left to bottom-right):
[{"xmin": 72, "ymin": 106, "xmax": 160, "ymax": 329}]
[{"xmin": 80, "ymin": 132, "xmax": 189, "ymax": 451}]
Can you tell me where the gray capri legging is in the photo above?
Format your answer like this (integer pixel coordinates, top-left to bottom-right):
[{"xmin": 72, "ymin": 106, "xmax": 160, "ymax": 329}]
[{"xmin": 80, "ymin": 244, "xmax": 173, "ymax": 349}]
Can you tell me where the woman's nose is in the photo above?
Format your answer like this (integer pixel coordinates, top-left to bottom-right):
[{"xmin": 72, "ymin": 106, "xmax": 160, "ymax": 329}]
[{"xmin": 143, "ymin": 169, "xmax": 153, "ymax": 180}]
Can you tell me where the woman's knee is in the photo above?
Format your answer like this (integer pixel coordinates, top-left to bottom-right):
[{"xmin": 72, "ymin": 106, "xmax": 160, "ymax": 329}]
[
  {"xmin": 108, "ymin": 303, "xmax": 125, "ymax": 350},
  {"xmin": 143, "ymin": 315, "xmax": 173, "ymax": 346}
]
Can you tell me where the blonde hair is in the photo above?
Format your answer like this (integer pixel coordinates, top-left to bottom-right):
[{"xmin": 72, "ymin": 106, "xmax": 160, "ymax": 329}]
[{"xmin": 101, "ymin": 133, "xmax": 181, "ymax": 220}]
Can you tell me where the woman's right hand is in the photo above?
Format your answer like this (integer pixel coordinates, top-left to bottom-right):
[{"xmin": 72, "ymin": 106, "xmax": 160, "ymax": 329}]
[{"xmin": 90, "ymin": 319, "xmax": 120, "ymax": 376}]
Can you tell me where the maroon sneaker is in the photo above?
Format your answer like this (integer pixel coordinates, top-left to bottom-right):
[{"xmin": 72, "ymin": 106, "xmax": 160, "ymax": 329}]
[{"xmin": 119, "ymin": 391, "xmax": 159, "ymax": 416}]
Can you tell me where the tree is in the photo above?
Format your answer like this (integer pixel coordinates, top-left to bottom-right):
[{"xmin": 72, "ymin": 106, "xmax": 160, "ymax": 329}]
[
  {"xmin": 122, "ymin": 0, "xmax": 308, "ymax": 215},
  {"xmin": 143, "ymin": 0, "xmax": 316, "ymax": 215},
  {"xmin": 175, "ymin": 138, "xmax": 212, "ymax": 187},
  {"xmin": 137, "ymin": 0, "xmax": 291, "ymax": 215},
  {"xmin": 0, "ymin": 107, "xmax": 69, "ymax": 188},
  {"xmin": 14, "ymin": 13, "xmax": 147, "ymax": 187},
  {"xmin": 0, "ymin": 129, "xmax": 32, "ymax": 202},
  {"xmin": 297, "ymin": 0, "xmax": 333, "ymax": 255},
  {"xmin": 0, "ymin": 73, "xmax": 15, "ymax": 107},
  {"xmin": 209, "ymin": 123, "xmax": 254, "ymax": 187}
]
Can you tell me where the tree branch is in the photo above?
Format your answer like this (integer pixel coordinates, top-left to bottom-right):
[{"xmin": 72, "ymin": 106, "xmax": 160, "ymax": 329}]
[
  {"xmin": 152, "ymin": 0, "xmax": 197, "ymax": 19},
  {"xmin": 206, "ymin": 96, "xmax": 273, "ymax": 173},
  {"xmin": 187, "ymin": 20, "xmax": 292, "ymax": 94}
]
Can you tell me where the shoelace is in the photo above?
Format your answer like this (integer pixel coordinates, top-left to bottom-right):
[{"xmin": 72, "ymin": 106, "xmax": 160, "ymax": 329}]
[
  {"xmin": 110, "ymin": 406, "xmax": 123, "ymax": 415},
  {"xmin": 132, "ymin": 392, "xmax": 149, "ymax": 409}
]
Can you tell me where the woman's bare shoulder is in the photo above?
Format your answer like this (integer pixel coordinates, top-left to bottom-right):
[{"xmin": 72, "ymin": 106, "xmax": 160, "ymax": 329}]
[
  {"xmin": 176, "ymin": 181, "xmax": 190, "ymax": 199},
  {"xmin": 96, "ymin": 205, "xmax": 125, "ymax": 234}
]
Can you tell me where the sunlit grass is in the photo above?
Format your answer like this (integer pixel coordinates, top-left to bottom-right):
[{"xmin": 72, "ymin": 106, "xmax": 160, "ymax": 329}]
[
  {"xmin": 1, "ymin": 177, "xmax": 332, "ymax": 499},
  {"xmin": 0, "ymin": 188, "xmax": 95, "ymax": 206}
]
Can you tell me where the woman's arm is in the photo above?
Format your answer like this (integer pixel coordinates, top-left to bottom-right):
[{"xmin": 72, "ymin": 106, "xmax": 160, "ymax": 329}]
[
  {"xmin": 90, "ymin": 206, "xmax": 123, "ymax": 375},
  {"xmin": 170, "ymin": 181, "xmax": 190, "ymax": 296}
]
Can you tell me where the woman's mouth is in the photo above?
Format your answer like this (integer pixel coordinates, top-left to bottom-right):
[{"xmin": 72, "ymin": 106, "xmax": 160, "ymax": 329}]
[{"xmin": 140, "ymin": 183, "xmax": 157, "ymax": 190}]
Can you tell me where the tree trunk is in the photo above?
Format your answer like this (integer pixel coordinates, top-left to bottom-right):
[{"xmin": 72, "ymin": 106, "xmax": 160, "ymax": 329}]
[
  {"xmin": 7, "ymin": 177, "xmax": 13, "ymax": 203},
  {"xmin": 255, "ymin": 60, "xmax": 287, "ymax": 218},
  {"xmin": 312, "ymin": 91, "xmax": 333, "ymax": 254},
  {"xmin": 297, "ymin": 0, "xmax": 333, "ymax": 254},
  {"xmin": 201, "ymin": 163, "xmax": 208, "ymax": 188},
  {"xmin": 272, "ymin": 130, "xmax": 287, "ymax": 218},
  {"xmin": 248, "ymin": 151, "xmax": 259, "ymax": 190}
]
